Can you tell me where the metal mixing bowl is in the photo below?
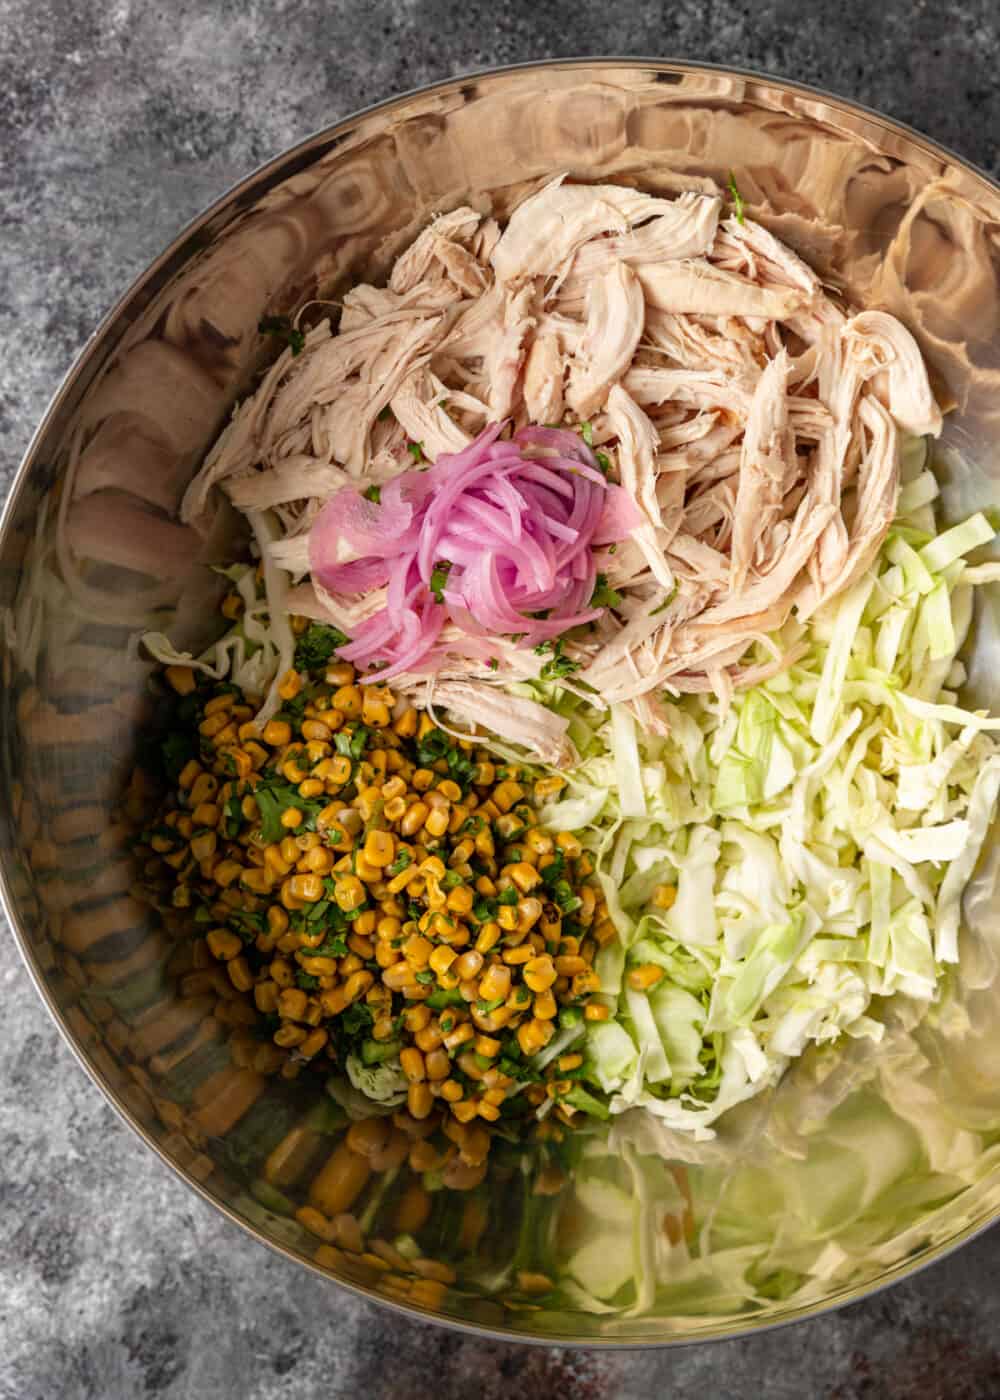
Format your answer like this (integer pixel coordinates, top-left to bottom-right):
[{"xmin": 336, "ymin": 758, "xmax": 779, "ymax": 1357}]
[{"xmin": 5, "ymin": 59, "xmax": 1000, "ymax": 1344}]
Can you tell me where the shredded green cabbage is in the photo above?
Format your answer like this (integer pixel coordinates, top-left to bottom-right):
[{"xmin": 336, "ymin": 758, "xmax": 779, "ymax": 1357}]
[{"xmin": 527, "ymin": 499, "xmax": 1000, "ymax": 1139}]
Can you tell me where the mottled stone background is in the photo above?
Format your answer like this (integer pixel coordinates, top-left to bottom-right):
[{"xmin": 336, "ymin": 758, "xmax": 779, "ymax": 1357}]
[{"xmin": 2, "ymin": 3, "xmax": 1000, "ymax": 1397}]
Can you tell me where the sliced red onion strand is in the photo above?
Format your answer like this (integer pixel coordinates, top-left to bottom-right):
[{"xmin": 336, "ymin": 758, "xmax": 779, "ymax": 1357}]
[{"xmin": 308, "ymin": 422, "xmax": 631, "ymax": 678}]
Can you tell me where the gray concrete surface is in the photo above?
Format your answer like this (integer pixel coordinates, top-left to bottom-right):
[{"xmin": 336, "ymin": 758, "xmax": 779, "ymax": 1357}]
[{"xmin": 2, "ymin": 3, "xmax": 1000, "ymax": 1397}]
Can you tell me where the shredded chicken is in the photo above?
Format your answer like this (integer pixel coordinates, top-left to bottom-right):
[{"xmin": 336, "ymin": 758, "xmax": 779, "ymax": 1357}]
[
  {"xmin": 181, "ymin": 180, "xmax": 942, "ymax": 732},
  {"xmin": 427, "ymin": 680, "xmax": 577, "ymax": 768}
]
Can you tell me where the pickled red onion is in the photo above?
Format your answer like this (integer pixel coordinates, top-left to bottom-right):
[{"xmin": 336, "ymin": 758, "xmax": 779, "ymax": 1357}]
[{"xmin": 309, "ymin": 424, "xmax": 637, "ymax": 679}]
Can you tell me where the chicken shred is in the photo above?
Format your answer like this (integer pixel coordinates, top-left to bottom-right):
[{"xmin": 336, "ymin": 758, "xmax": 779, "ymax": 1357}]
[{"xmin": 182, "ymin": 183, "xmax": 942, "ymax": 734}]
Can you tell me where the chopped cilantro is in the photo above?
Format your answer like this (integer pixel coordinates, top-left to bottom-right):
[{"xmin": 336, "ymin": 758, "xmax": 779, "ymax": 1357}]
[
  {"xmin": 497, "ymin": 886, "xmax": 518, "ymax": 907},
  {"xmin": 595, "ymin": 450, "xmax": 611, "ymax": 477},
  {"xmin": 254, "ymin": 780, "xmax": 326, "ymax": 843},
  {"xmin": 540, "ymin": 850, "xmax": 566, "ymax": 888},
  {"xmin": 590, "ymin": 573, "xmax": 623, "ymax": 609},
  {"xmin": 650, "ymin": 587, "xmax": 677, "ymax": 617},
  {"xmin": 426, "ymin": 989, "xmax": 465, "ymax": 1011},
  {"xmin": 727, "ymin": 171, "xmax": 746, "ymax": 225},
  {"xmin": 341, "ymin": 1003, "xmax": 374, "ymax": 1037},
  {"xmin": 579, "ymin": 421, "xmax": 594, "ymax": 447},
  {"xmin": 487, "ymin": 658, "xmax": 499, "ymax": 671},
  {"xmin": 548, "ymin": 877, "xmax": 582, "ymax": 915},
  {"xmin": 386, "ymin": 850, "xmax": 412, "ymax": 878},
  {"xmin": 537, "ymin": 638, "xmax": 580, "ymax": 683},
  {"xmin": 294, "ymin": 623, "xmax": 348, "ymax": 673},
  {"xmin": 407, "ymin": 442, "xmax": 424, "ymax": 463},
  {"xmin": 429, "ymin": 560, "xmax": 452, "ymax": 603},
  {"xmin": 161, "ymin": 730, "xmax": 197, "ymax": 783},
  {"xmin": 309, "ymin": 934, "xmax": 348, "ymax": 958},
  {"xmin": 364, "ymin": 485, "xmax": 381, "ymax": 504},
  {"xmin": 414, "ymin": 726, "xmax": 477, "ymax": 791},
  {"xmin": 223, "ymin": 793, "xmax": 243, "ymax": 837},
  {"xmin": 334, "ymin": 726, "xmax": 370, "ymax": 760},
  {"xmin": 295, "ymin": 971, "xmax": 320, "ymax": 991},
  {"xmin": 258, "ymin": 314, "xmax": 306, "ymax": 356}
]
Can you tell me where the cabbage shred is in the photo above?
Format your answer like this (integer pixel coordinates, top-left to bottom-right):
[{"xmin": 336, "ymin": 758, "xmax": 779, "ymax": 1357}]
[{"xmin": 528, "ymin": 500, "xmax": 1000, "ymax": 1139}]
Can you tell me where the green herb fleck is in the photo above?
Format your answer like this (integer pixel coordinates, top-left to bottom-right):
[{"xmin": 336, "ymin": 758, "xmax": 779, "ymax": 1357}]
[
  {"xmin": 538, "ymin": 638, "xmax": 580, "ymax": 683},
  {"xmin": 407, "ymin": 441, "xmax": 424, "ymax": 463},
  {"xmin": 294, "ymin": 623, "xmax": 349, "ymax": 673},
  {"xmin": 590, "ymin": 573, "xmax": 623, "ymax": 609},
  {"xmin": 429, "ymin": 560, "xmax": 452, "ymax": 604},
  {"xmin": 364, "ymin": 485, "xmax": 381, "ymax": 504},
  {"xmin": 341, "ymin": 1003, "xmax": 374, "ymax": 1038},
  {"xmin": 727, "ymin": 171, "xmax": 746, "ymax": 225},
  {"xmin": 387, "ymin": 850, "xmax": 413, "ymax": 878},
  {"xmin": 650, "ymin": 586, "xmax": 677, "ymax": 617},
  {"xmin": 258, "ymin": 315, "xmax": 306, "ymax": 356}
]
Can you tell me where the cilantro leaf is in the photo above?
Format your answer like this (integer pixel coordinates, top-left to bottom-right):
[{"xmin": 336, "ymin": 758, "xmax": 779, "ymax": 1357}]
[
  {"xmin": 650, "ymin": 586, "xmax": 677, "ymax": 617},
  {"xmin": 294, "ymin": 623, "xmax": 348, "ymax": 673},
  {"xmin": 161, "ymin": 730, "xmax": 197, "ymax": 783},
  {"xmin": 727, "ymin": 171, "xmax": 746, "ymax": 225},
  {"xmin": 407, "ymin": 442, "xmax": 424, "ymax": 463},
  {"xmin": 334, "ymin": 726, "xmax": 370, "ymax": 760},
  {"xmin": 341, "ymin": 1003, "xmax": 373, "ymax": 1037},
  {"xmin": 429, "ymin": 560, "xmax": 452, "ymax": 603},
  {"xmin": 254, "ymin": 780, "xmax": 326, "ymax": 843},
  {"xmin": 364, "ymin": 485, "xmax": 381, "ymax": 504},
  {"xmin": 590, "ymin": 573, "xmax": 623, "ymax": 609},
  {"xmin": 223, "ymin": 793, "xmax": 244, "ymax": 838},
  {"xmin": 538, "ymin": 638, "xmax": 580, "ymax": 683},
  {"xmin": 258, "ymin": 314, "xmax": 306, "ymax": 356}
]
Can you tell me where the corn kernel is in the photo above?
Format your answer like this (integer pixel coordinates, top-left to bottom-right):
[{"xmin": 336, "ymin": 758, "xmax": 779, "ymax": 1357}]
[
  {"xmin": 424, "ymin": 807, "xmax": 450, "ymax": 838},
  {"xmin": 363, "ymin": 830, "xmax": 395, "ymax": 867},
  {"xmin": 407, "ymin": 1082, "xmax": 433, "ymax": 1120},
  {"xmin": 627, "ymin": 963, "xmax": 665, "ymax": 991},
  {"xmin": 277, "ymin": 670, "xmax": 302, "ymax": 701},
  {"xmin": 429, "ymin": 945, "xmax": 457, "ymax": 976},
  {"xmin": 653, "ymin": 884, "xmax": 677, "ymax": 910},
  {"xmin": 533, "ymin": 989, "xmax": 557, "ymax": 1020},
  {"xmin": 478, "ymin": 964, "xmax": 511, "ymax": 1002},
  {"xmin": 277, "ymin": 987, "xmax": 309, "ymax": 1021},
  {"xmin": 402, "ymin": 934, "xmax": 433, "ymax": 969},
  {"xmin": 333, "ymin": 875, "xmax": 367, "ymax": 912},
  {"xmin": 207, "ymin": 927, "xmax": 242, "ymax": 961},
  {"xmin": 165, "ymin": 665, "xmax": 196, "ymax": 695},
  {"xmin": 287, "ymin": 874, "xmax": 323, "ymax": 902},
  {"xmin": 400, "ymin": 1047, "xmax": 426, "ymax": 1083},
  {"xmin": 333, "ymin": 685, "xmax": 362, "ymax": 717},
  {"xmin": 262, "ymin": 719, "xmax": 292, "ymax": 747}
]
